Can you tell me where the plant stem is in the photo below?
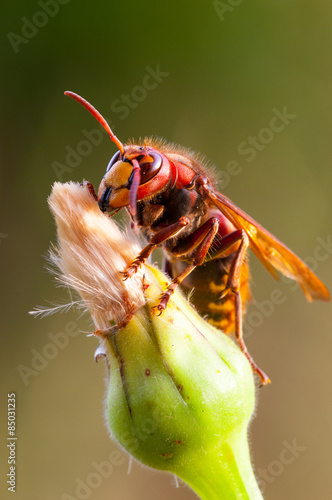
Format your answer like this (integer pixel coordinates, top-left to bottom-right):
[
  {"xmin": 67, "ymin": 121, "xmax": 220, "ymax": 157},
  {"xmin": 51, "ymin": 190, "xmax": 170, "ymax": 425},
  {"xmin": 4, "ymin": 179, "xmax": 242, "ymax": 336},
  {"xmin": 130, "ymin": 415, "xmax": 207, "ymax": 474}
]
[{"xmin": 178, "ymin": 428, "xmax": 263, "ymax": 500}]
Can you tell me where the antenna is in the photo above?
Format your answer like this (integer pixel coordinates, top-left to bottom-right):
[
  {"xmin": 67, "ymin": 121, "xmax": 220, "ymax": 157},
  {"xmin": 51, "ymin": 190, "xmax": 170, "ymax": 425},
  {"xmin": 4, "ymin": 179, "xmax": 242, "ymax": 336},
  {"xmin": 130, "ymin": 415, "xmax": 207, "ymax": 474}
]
[{"xmin": 64, "ymin": 91, "xmax": 125, "ymax": 155}]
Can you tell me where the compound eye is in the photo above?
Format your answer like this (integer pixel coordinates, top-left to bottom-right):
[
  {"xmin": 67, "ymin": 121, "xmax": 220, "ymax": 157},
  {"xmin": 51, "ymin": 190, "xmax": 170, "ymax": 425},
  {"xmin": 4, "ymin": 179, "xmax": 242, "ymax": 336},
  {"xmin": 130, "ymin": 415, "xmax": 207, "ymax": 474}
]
[
  {"xmin": 140, "ymin": 153, "xmax": 162, "ymax": 184},
  {"xmin": 106, "ymin": 151, "xmax": 121, "ymax": 173}
]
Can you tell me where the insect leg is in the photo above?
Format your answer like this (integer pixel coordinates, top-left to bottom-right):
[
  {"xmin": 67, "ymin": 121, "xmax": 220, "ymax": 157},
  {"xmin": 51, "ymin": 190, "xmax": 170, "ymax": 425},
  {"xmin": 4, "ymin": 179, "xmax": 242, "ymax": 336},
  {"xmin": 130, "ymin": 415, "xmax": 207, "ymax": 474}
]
[
  {"xmin": 81, "ymin": 180, "xmax": 98, "ymax": 201},
  {"xmin": 123, "ymin": 216, "xmax": 190, "ymax": 279},
  {"xmin": 162, "ymin": 228, "xmax": 245, "ymax": 308},
  {"xmin": 222, "ymin": 230, "xmax": 270, "ymax": 385},
  {"xmin": 157, "ymin": 217, "xmax": 219, "ymax": 311}
]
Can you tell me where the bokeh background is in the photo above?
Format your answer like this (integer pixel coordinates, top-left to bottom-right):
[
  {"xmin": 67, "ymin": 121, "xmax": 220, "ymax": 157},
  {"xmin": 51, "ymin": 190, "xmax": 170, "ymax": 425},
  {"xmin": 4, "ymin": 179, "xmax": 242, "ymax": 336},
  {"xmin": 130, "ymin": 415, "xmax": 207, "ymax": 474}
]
[{"xmin": 1, "ymin": 1, "xmax": 332, "ymax": 499}]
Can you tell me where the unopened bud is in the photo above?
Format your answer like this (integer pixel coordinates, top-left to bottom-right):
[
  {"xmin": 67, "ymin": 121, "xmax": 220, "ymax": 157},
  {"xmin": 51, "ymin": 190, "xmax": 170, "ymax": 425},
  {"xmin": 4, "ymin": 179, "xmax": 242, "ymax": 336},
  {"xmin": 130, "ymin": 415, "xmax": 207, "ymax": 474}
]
[{"xmin": 44, "ymin": 182, "xmax": 262, "ymax": 500}]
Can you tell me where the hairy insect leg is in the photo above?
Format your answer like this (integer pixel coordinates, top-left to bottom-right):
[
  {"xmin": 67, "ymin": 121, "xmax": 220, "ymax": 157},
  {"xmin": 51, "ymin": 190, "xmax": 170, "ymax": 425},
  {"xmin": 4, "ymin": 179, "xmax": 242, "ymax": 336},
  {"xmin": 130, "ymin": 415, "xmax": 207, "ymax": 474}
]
[
  {"xmin": 234, "ymin": 292, "xmax": 271, "ymax": 385},
  {"xmin": 81, "ymin": 180, "xmax": 98, "ymax": 201},
  {"xmin": 122, "ymin": 216, "xmax": 190, "ymax": 280},
  {"xmin": 156, "ymin": 263, "xmax": 196, "ymax": 313},
  {"xmin": 224, "ymin": 230, "xmax": 270, "ymax": 385},
  {"xmin": 156, "ymin": 217, "xmax": 219, "ymax": 312}
]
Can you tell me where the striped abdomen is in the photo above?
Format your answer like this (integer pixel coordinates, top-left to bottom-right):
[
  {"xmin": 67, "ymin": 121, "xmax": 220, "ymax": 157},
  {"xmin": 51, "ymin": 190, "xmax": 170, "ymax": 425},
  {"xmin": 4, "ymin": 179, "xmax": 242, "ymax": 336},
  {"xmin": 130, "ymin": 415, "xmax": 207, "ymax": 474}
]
[{"xmin": 167, "ymin": 253, "xmax": 251, "ymax": 334}]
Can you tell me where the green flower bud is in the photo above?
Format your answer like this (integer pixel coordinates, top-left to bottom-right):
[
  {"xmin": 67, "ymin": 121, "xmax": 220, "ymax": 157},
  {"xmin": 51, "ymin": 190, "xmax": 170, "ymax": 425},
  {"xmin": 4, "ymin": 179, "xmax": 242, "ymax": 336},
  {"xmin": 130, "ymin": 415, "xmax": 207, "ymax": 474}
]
[
  {"xmin": 45, "ymin": 182, "xmax": 263, "ymax": 500},
  {"xmin": 100, "ymin": 266, "xmax": 261, "ymax": 499}
]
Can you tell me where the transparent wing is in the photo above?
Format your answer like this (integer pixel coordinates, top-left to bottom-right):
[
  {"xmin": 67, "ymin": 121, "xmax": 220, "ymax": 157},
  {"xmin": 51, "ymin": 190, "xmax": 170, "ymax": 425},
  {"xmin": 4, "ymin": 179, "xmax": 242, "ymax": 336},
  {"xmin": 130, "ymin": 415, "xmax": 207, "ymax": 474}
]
[{"xmin": 205, "ymin": 186, "xmax": 330, "ymax": 302}]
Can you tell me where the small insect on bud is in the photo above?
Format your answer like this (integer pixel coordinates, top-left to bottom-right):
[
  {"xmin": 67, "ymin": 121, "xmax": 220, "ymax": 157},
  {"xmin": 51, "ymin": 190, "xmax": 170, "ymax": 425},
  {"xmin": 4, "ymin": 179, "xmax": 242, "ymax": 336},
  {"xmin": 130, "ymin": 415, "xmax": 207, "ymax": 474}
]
[{"xmin": 45, "ymin": 182, "xmax": 263, "ymax": 500}]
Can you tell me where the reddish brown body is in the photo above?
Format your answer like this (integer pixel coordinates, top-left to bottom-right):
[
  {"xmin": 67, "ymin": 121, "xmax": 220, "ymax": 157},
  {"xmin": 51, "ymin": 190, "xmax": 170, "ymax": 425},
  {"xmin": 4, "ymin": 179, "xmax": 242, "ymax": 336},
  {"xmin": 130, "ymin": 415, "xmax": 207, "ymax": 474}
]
[
  {"xmin": 126, "ymin": 141, "xmax": 252, "ymax": 334},
  {"xmin": 64, "ymin": 91, "xmax": 330, "ymax": 385}
]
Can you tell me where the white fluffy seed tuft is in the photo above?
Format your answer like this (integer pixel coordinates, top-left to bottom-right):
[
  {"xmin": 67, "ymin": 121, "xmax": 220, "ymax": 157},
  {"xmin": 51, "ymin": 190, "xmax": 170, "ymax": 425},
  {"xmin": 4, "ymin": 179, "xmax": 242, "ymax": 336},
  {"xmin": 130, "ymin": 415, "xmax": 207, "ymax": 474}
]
[{"xmin": 46, "ymin": 182, "xmax": 145, "ymax": 330}]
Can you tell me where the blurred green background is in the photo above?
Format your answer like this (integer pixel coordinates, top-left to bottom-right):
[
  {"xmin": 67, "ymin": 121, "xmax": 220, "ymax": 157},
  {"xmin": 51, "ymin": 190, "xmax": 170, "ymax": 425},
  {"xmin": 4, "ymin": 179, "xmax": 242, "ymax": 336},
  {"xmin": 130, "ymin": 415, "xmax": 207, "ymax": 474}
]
[{"xmin": 1, "ymin": 1, "xmax": 332, "ymax": 499}]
